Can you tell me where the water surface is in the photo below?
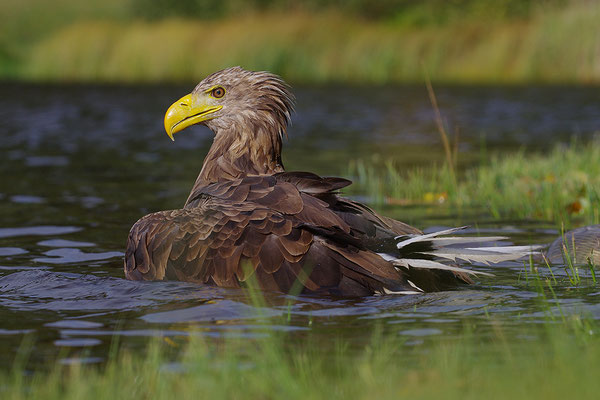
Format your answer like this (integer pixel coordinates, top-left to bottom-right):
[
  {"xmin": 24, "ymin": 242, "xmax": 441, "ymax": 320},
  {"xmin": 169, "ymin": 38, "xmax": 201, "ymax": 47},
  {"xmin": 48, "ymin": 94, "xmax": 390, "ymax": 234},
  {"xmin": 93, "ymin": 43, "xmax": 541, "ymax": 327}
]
[{"xmin": 1, "ymin": 82, "xmax": 599, "ymax": 367}]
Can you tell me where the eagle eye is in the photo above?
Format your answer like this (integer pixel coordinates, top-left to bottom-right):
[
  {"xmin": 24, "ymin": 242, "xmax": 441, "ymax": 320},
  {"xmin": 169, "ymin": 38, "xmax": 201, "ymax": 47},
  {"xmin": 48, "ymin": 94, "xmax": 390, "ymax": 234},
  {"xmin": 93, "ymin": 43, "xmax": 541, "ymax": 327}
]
[{"xmin": 211, "ymin": 87, "xmax": 225, "ymax": 98}]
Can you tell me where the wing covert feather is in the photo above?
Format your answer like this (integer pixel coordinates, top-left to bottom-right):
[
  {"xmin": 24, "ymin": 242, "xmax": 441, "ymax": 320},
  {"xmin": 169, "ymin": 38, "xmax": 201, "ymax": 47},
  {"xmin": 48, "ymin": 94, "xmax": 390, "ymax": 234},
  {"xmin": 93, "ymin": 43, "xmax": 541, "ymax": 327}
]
[{"xmin": 126, "ymin": 171, "xmax": 465, "ymax": 296}]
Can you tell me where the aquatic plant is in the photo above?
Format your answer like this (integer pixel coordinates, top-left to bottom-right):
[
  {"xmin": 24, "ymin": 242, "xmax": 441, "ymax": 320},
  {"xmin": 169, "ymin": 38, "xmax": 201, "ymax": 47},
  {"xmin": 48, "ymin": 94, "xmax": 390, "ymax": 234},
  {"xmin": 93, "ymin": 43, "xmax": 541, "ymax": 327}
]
[{"xmin": 346, "ymin": 138, "xmax": 600, "ymax": 227}]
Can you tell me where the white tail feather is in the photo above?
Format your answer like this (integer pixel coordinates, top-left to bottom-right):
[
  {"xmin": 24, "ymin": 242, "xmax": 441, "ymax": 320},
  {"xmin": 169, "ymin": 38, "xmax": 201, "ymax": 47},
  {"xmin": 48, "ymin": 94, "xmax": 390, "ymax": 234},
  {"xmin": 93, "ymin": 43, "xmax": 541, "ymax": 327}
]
[
  {"xmin": 422, "ymin": 251, "xmax": 528, "ymax": 265},
  {"xmin": 396, "ymin": 227, "xmax": 536, "ymax": 263},
  {"xmin": 382, "ymin": 287, "xmax": 422, "ymax": 295},
  {"xmin": 407, "ymin": 280, "xmax": 424, "ymax": 292},
  {"xmin": 427, "ymin": 236, "xmax": 508, "ymax": 245},
  {"xmin": 464, "ymin": 245, "xmax": 543, "ymax": 254},
  {"xmin": 396, "ymin": 226, "xmax": 468, "ymax": 248},
  {"xmin": 380, "ymin": 227, "xmax": 538, "ymax": 282},
  {"xmin": 422, "ymin": 245, "xmax": 536, "ymax": 264},
  {"xmin": 393, "ymin": 258, "xmax": 494, "ymax": 276}
]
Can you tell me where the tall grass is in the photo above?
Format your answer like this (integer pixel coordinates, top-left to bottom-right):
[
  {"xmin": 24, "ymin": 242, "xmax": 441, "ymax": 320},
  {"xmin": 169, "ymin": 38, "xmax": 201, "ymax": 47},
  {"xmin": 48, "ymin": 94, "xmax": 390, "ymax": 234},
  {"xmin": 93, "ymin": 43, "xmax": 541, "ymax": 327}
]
[
  {"xmin": 0, "ymin": 0, "xmax": 128, "ymax": 77},
  {"xmin": 15, "ymin": 1, "xmax": 600, "ymax": 83},
  {"xmin": 346, "ymin": 139, "xmax": 600, "ymax": 226},
  {"xmin": 2, "ymin": 312, "xmax": 600, "ymax": 400}
]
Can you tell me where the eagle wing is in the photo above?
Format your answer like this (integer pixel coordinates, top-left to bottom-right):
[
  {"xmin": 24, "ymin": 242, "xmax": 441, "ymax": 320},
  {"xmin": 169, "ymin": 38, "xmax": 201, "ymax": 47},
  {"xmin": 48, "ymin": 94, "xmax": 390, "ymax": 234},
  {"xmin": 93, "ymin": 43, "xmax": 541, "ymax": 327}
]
[{"xmin": 125, "ymin": 172, "xmax": 426, "ymax": 296}]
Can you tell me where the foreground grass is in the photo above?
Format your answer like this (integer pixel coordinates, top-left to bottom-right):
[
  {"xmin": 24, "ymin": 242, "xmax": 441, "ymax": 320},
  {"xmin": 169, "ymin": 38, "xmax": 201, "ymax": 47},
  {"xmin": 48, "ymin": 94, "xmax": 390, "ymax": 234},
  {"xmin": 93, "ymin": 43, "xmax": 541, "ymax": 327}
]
[
  {"xmin": 2, "ymin": 172, "xmax": 599, "ymax": 400},
  {"xmin": 347, "ymin": 139, "xmax": 600, "ymax": 226},
  {"xmin": 7, "ymin": 1, "xmax": 599, "ymax": 84},
  {"xmin": 2, "ymin": 316, "xmax": 599, "ymax": 400}
]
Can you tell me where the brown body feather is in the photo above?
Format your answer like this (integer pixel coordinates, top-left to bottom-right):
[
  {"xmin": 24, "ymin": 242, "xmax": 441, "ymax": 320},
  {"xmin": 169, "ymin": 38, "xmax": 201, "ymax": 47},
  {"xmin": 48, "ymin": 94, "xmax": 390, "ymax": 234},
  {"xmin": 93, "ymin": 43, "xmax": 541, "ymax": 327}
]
[
  {"xmin": 126, "ymin": 172, "xmax": 471, "ymax": 296},
  {"xmin": 124, "ymin": 67, "xmax": 473, "ymax": 296}
]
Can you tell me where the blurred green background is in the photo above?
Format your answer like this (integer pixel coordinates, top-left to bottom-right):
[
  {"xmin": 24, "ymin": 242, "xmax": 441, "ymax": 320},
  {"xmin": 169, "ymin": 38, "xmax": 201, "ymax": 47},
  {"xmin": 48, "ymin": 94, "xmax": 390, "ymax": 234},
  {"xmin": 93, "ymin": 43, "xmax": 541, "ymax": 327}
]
[{"xmin": 1, "ymin": 0, "xmax": 598, "ymax": 83}]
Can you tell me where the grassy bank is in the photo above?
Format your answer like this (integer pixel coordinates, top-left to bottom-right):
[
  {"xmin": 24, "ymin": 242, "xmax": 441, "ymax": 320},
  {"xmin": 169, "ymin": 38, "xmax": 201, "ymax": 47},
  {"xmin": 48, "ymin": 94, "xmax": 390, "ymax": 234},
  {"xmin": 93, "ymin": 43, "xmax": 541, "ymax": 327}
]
[
  {"xmin": 3, "ymin": 1, "xmax": 598, "ymax": 83},
  {"xmin": 3, "ymin": 313, "xmax": 599, "ymax": 400},
  {"xmin": 346, "ymin": 139, "xmax": 600, "ymax": 226}
]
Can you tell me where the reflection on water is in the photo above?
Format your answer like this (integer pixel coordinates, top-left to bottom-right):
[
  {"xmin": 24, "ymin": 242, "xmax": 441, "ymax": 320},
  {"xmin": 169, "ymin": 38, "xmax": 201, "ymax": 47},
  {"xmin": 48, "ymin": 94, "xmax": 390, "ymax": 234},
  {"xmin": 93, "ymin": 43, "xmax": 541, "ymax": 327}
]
[
  {"xmin": 1, "ymin": 82, "xmax": 599, "ymax": 367},
  {"xmin": 33, "ymin": 248, "xmax": 123, "ymax": 264},
  {"xmin": 0, "ymin": 226, "xmax": 82, "ymax": 239},
  {"xmin": 38, "ymin": 239, "xmax": 95, "ymax": 247},
  {"xmin": 0, "ymin": 248, "xmax": 28, "ymax": 256}
]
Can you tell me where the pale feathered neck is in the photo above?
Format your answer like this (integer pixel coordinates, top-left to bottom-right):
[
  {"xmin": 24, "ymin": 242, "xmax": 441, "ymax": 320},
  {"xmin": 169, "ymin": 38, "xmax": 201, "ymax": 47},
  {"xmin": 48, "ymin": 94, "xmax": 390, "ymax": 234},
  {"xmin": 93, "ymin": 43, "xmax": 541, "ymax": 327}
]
[{"xmin": 185, "ymin": 116, "xmax": 285, "ymax": 203}]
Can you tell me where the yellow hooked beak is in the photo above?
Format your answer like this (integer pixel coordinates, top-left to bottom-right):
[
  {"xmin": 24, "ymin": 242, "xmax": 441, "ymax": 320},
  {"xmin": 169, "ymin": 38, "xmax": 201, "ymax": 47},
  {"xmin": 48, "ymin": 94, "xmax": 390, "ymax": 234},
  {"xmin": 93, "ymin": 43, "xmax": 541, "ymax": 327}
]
[{"xmin": 163, "ymin": 94, "xmax": 222, "ymax": 141}]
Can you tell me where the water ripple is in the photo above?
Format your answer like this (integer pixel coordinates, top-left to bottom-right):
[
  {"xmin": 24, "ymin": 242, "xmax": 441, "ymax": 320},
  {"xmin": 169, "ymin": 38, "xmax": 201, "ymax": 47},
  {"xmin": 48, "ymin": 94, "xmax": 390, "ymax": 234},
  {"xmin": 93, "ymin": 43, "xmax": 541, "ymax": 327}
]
[
  {"xmin": 45, "ymin": 320, "xmax": 104, "ymax": 329},
  {"xmin": 25, "ymin": 156, "xmax": 69, "ymax": 167},
  {"xmin": 10, "ymin": 195, "xmax": 45, "ymax": 204},
  {"xmin": 0, "ymin": 270, "xmax": 220, "ymax": 312},
  {"xmin": 141, "ymin": 300, "xmax": 282, "ymax": 323},
  {"xmin": 0, "ymin": 247, "xmax": 28, "ymax": 256},
  {"xmin": 33, "ymin": 248, "xmax": 123, "ymax": 264},
  {"xmin": 37, "ymin": 239, "xmax": 95, "ymax": 248},
  {"xmin": 0, "ymin": 226, "xmax": 82, "ymax": 239},
  {"xmin": 54, "ymin": 338, "xmax": 101, "ymax": 347}
]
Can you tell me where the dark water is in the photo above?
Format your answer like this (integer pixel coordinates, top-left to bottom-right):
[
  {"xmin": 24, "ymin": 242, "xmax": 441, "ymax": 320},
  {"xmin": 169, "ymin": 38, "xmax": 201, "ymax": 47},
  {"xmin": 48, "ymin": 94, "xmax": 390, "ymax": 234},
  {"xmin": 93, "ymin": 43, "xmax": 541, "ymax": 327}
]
[{"xmin": 1, "ymin": 82, "xmax": 600, "ymax": 367}]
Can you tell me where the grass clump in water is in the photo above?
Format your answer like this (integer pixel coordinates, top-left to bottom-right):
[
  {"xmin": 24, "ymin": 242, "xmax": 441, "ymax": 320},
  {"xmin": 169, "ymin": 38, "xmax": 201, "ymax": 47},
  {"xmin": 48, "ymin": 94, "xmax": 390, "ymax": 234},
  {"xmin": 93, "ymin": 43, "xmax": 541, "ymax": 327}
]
[{"xmin": 347, "ymin": 139, "xmax": 600, "ymax": 226}]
